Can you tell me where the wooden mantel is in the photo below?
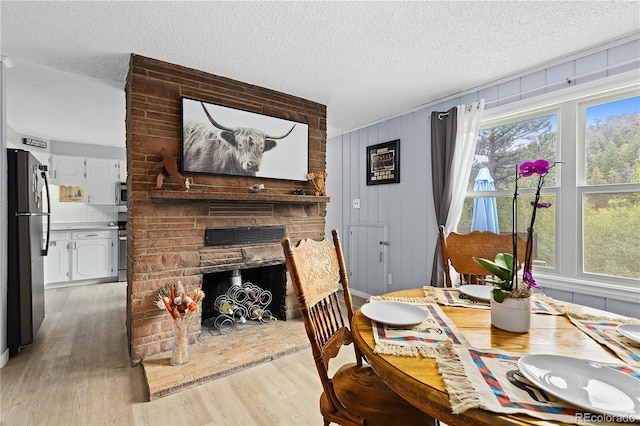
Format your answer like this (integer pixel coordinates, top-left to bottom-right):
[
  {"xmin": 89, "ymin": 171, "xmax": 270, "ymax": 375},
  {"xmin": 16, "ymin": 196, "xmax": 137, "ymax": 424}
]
[{"xmin": 148, "ymin": 190, "xmax": 330, "ymax": 204}]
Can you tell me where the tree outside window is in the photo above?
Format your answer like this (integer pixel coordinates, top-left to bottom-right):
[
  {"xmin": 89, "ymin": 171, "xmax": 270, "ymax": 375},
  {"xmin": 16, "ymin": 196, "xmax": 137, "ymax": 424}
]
[
  {"xmin": 582, "ymin": 96, "xmax": 640, "ymax": 279},
  {"xmin": 460, "ymin": 94, "xmax": 639, "ymax": 281}
]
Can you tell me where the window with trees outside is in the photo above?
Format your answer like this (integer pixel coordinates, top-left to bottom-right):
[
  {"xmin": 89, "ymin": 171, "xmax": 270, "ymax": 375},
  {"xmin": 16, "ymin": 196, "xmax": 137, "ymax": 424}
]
[{"xmin": 458, "ymin": 84, "xmax": 639, "ymax": 291}]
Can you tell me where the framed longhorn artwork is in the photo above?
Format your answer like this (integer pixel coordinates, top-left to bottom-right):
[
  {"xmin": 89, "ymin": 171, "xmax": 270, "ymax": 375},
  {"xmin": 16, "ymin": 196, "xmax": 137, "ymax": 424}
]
[{"xmin": 180, "ymin": 97, "xmax": 309, "ymax": 181}]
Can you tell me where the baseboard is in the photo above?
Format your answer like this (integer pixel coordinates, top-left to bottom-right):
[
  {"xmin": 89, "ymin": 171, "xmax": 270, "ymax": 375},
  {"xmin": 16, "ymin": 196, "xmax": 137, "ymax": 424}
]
[
  {"xmin": 1, "ymin": 348, "xmax": 9, "ymax": 368},
  {"xmin": 350, "ymin": 288, "xmax": 371, "ymax": 300}
]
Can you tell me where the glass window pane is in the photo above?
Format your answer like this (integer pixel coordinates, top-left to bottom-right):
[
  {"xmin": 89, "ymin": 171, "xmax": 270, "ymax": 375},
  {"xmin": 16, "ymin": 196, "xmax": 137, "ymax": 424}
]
[
  {"xmin": 583, "ymin": 192, "xmax": 640, "ymax": 279},
  {"xmin": 472, "ymin": 114, "xmax": 558, "ymax": 192},
  {"xmin": 459, "ymin": 194, "xmax": 556, "ymax": 268},
  {"xmin": 517, "ymin": 194, "xmax": 556, "ymax": 269},
  {"xmin": 585, "ymin": 96, "xmax": 640, "ymax": 185}
]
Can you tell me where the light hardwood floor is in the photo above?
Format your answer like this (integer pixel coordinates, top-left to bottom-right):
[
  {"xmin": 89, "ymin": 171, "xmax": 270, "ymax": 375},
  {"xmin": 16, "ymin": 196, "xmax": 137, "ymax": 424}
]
[{"xmin": 0, "ymin": 281, "xmax": 357, "ymax": 426}]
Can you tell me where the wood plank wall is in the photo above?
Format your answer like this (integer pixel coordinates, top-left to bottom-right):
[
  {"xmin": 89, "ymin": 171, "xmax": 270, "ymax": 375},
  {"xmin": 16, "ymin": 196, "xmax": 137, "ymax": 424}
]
[{"xmin": 326, "ymin": 38, "xmax": 639, "ymax": 317}]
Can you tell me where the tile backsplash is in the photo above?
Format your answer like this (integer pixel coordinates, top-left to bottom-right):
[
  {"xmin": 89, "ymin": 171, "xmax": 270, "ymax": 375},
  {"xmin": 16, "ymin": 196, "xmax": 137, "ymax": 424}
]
[{"xmin": 47, "ymin": 184, "xmax": 120, "ymax": 223}]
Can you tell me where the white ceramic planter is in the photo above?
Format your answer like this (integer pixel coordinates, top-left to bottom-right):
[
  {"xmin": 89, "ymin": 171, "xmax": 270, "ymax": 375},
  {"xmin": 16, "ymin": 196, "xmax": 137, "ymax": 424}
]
[{"xmin": 490, "ymin": 296, "xmax": 531, "ymax": 333}]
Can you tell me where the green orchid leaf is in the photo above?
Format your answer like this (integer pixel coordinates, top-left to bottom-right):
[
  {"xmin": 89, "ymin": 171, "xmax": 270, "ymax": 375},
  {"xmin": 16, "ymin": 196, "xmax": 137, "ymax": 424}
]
[
  {"xmin": 493, "ymin": 288, "xmax": 509, "ymax": 303},
  {"xmin": 473, "ymin": 257, "xmax": 512, "ymax": 281},
  {"xmin": 495, "ymin": 281, "xmax": 512, "ymax": 291},
  {"xmin": 494, "ymin": 253, "xmax": 515, "ymax": 270}
]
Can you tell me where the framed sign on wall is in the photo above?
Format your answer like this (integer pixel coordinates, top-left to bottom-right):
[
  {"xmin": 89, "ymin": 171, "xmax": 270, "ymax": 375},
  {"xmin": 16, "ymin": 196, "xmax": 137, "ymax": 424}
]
[
  {"xmin": 180, "ymin": 97, "xmax": 309, "ymax": 181},
  {"xmin": 366, "ymin": 139, "xmax": 400, "ymax": 185}
]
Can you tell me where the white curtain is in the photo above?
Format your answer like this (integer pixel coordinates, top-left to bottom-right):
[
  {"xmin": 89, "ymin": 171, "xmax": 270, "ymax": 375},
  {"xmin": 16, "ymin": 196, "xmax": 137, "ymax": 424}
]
[{"xmin": 443, "ymin": 100, "xmax": 485, "ymax": 234}]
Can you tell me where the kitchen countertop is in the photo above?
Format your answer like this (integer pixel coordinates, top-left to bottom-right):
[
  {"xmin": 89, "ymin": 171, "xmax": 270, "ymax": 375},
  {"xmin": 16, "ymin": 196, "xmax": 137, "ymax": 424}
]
[{"xmin": 50, "ymin": 222, "xmax": 119, "ymax": 231}]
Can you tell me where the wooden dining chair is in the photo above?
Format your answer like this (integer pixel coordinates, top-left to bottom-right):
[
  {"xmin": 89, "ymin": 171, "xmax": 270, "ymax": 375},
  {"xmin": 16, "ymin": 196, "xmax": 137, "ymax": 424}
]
[
  {"xmin": 281, "ymin": 229, "xmax": 435, "ymax": 426},
  {"xmin": 438, "ymin": 224, "xmax": 530, "ymax": 288}
]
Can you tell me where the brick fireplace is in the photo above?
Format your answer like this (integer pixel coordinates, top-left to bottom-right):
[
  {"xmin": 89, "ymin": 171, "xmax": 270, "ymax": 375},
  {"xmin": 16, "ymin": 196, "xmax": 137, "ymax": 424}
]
[{"xmin": 125, "ymin": 55, "xmax": 328, "ymax": 364}]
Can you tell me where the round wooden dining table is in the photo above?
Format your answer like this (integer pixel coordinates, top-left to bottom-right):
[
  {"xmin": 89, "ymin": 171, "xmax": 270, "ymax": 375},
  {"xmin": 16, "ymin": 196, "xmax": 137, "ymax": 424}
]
[{"xmin": 351, "ymin": 288, "xmax": 627, "ymax": 426}]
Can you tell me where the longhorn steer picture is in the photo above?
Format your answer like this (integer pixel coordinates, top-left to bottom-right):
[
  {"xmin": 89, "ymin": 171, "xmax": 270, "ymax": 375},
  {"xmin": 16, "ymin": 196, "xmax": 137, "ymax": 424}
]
[{"xmin": 182, "ymin": 101, "xmax": 300, "ymax": 177}]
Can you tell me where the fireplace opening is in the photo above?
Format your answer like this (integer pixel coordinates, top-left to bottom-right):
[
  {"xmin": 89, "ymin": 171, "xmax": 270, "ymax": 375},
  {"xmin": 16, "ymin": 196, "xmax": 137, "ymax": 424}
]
[{"xmin": 201, "ymin": 264, "xmax": 288, "ymax": 331}]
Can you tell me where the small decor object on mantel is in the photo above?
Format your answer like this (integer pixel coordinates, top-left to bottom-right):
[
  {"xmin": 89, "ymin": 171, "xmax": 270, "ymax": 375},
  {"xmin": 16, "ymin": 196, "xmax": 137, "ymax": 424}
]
[
  {"xmin": 248, "ymin": 183, "xmax": 265, "ymax": 193},
  {"xmin": 152, "ymin": 148, "xmax": 188, "ymax": 191},
  {"xmin": 473, "ymin": 159, "xmax": 560, "ymax": 333},
  {"xmin": 157, "ymin": 281, "xmax": 205, "ymax": 365},
  {"xmin": 306, "ymin": 172, "xmax": 327, "ymax": 196}
]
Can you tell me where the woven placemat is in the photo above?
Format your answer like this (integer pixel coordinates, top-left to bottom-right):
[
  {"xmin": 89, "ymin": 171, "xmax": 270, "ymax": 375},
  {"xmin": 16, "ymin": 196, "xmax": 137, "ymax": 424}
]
[
  {"xmin": 366, "ymin": 297, "xmax": 470, "ymax": 357},
  {"xmin": 423, "ymin": 286, "xmax": 566, "ymax": 315},
  {"xmin": 567, "ymin": 311, "xmax": 640, "ymax": 365},
  {"xmin": 436, "ymin": 341, "xmax": 639, "ymax": 423}
]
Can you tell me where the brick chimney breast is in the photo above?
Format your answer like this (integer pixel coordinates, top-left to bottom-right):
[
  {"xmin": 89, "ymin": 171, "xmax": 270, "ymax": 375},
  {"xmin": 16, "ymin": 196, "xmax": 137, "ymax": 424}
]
[{"xmin": 125, "ymin": 55, "xmax": 327, "ymax": 364}]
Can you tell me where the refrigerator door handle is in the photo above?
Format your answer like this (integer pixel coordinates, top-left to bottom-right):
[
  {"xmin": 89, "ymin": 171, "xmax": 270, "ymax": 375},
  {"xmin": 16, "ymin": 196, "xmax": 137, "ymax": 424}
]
[
  {"xmin": 41, "ymin": 170, "xmax": 51, "ymax": 256},
  {"xmin": 15, "ymin": 212, "xmax": 49, "ymax": 216}
]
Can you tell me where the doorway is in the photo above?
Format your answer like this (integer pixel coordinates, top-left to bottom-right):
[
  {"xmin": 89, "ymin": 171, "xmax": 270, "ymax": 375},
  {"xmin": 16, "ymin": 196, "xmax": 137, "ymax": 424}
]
[{"xmin": 346, "ymin": 223, "xmax": 388, "ymax": 296}]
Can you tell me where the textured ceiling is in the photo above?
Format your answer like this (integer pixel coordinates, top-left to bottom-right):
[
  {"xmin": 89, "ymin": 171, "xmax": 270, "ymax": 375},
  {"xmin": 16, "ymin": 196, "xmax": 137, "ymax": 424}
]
[{"xmin": 1, "ymin": 1, "xmax": 639, "ymax": 147}]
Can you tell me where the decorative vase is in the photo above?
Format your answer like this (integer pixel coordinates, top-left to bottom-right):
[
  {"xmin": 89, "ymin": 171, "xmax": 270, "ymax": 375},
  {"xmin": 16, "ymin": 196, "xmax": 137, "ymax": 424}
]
[
  {"xmin": 490, "ymin": 296, "xmax": 531, "ymax": 333},
  {"xmin": 170, "ymin": 315, "xmax": 192, "ymax": 366}
]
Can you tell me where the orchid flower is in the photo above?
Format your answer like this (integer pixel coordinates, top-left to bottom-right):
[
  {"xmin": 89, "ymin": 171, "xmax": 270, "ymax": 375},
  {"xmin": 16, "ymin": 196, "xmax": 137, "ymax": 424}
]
[
  {"xmin": 523, "ymin": 269, "xmax": 541, "ymax": 290},
  {"xmin": 532, "ymin": 201, "xmax": 552, "ymax": 208},
  {"xmin": 519, "ymin": 159, "xmax": 550, "ymax": 177},
  {"xmin": 473, "ymin": 158, "xmax": 559, "ymax": 302}
]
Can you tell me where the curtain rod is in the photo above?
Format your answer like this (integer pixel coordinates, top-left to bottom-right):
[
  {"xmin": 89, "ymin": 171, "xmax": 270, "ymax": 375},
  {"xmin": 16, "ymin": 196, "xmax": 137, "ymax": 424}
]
[{"xmin": 437, "ymin": 103, "xmax": 481, "ymax": 120}]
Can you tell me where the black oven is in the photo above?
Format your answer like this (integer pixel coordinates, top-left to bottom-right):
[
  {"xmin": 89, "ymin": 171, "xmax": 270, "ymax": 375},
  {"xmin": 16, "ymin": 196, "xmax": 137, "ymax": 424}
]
[
  {"xmin": 116, "ymin": 182, "xmax": 127, "ymax": 206},
  {"xmin": 118, "ymin": 221, "xmax": 127, "ymax": 281}
]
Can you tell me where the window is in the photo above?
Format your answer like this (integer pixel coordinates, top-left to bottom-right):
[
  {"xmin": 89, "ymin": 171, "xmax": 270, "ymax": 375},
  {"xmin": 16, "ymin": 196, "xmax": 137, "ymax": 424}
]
[
  {"xmin": 459, "ymin": 81, "xmax": 640, "ymax": 289},
  {"xmin": 580, "ymin": 95, "xmax": 640, "ymax": 280},
  {"xmin": 458, "ymin": 112, "xmax": 559, "ymax": 268}
]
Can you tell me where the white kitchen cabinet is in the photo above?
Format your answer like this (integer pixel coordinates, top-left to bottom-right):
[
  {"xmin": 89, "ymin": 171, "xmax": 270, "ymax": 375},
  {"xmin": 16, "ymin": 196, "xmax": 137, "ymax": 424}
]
[
  {"xmin": 49, "ymin": 155, "xmax": 85, "ymax": 184},
  {"xmin": 118, "ymin": 159, "xmax": 127, "ymax": 182},
  {"xmin": 86, "ymin": 158, "xmax": 119, "ymax": 205},
  {"xmin": 45, "ymin": 229, "xmax": 117, "ymax": 285},
  {"xmin": 71, "ymin": 231, "xmax": 114, "ymax": 280},
  {"xmin": 46, "ymin": 231, "xmax": 71, "ymax": 284},
  {"xmin": 48, "ymin": 155, "xmax": 121, "ymax": 205}
]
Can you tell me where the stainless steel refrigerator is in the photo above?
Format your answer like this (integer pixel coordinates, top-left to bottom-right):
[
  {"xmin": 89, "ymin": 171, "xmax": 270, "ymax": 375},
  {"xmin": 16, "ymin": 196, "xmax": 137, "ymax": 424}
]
[{"xmin": 7, "ymin": 148, "xmax": 51, "ymax": 356}]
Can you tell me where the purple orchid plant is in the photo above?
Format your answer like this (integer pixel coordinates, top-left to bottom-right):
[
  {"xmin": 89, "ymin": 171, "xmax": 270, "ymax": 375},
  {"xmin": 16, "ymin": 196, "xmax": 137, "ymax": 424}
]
[{"xmin": 474, "ymin": 159, "xmax": 558, "ymax": 302}]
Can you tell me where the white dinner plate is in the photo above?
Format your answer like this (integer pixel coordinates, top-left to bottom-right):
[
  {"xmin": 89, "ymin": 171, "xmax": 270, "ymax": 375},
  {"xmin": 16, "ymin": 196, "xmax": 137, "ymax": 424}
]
[
  {"xmin": 360, "ymin": 301, "xmax": 428, "ymax": 326},
  {"xmin": 518, "ymin": 354, "xmax": 640, "ymax": 417},
  {"xmin": 617, "ymin": 324, "xmax": 640, "ymax": 344},
  {"xmin": 458, "ymin": 285, "xmax": 492, "ymax": 302}
]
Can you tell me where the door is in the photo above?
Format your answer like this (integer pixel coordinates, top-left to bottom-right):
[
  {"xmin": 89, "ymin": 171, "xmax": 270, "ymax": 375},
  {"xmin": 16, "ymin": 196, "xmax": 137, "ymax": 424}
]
[
  {"xmin": 71, "ymin": 232, "xmax": 113, "ymax": 280},
  {"xmin": 86, "ymin": 158, "xmax": 119, "ymax": 204},
  {"xmin": 49, "ymin": 155, "xmax": 85, "ymax": 183},
  {"xmin": 347, "ymin": 223, "xmax": 388, "ymax": 296},
  {"xmin": 47, "ymin": 232, "xmax": 71, "ymax": 284},
  {"xmin": 118, "ymin": 159, "xmax": 127, "ymax": 181}
]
